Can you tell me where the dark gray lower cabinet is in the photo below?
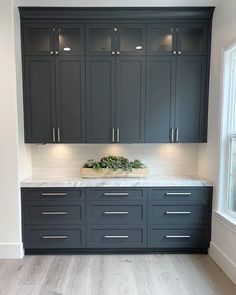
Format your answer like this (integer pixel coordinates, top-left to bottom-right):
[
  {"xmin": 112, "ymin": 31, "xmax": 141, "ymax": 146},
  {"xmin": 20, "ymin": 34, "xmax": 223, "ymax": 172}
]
[{"xmin": 21, "ymin": 186, "xmax": 212, "ymax": 252}]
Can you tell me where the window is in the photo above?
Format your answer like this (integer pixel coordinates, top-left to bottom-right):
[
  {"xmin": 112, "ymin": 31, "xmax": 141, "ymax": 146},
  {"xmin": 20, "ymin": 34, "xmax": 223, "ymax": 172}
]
[{"xmin": 222, "ymin": 46, "xmax": 236, "ymax": 218}]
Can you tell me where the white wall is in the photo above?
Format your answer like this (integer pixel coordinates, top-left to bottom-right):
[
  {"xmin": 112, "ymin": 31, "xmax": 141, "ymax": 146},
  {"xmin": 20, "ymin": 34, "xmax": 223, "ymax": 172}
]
[
  {"xmin": 198, "ymin": 0, "xmax": 236, "ymax": 285},
  {"xmin": 31, "ymin": 144, "xmax": 199, "ymax": 178}
]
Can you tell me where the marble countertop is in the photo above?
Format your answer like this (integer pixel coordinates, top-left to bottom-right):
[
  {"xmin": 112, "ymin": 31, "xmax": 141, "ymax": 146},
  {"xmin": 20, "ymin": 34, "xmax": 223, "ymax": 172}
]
[{"xmin": 21, "ymin": 176, "xmax": 213, "ymax": 188}]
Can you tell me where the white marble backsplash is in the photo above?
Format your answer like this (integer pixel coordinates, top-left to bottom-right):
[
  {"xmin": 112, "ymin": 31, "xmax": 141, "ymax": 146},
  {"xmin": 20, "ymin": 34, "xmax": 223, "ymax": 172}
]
[{"xmin": 31, "ymin": 144, "xmax": 200, "ymax": 178}]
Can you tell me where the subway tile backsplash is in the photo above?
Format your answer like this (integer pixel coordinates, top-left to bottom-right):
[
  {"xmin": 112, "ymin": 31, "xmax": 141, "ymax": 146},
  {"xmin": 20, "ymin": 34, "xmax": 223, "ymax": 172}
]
[{"xmin": 31, "ymin": 144, "xmax": 200, "ymax": 178}]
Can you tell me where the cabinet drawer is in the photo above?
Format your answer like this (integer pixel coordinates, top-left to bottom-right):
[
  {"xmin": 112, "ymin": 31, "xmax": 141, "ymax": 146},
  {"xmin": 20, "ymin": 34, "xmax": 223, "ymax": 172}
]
[
  {"xmin": 24, "ymin": 225, "xmax": 85, "ymax": 249},
  {"xmin": 148, "ymin": 227, "xmax": 208, "ymax": 248},
  {"xmin": 86, "ymin": 188, "xmax": 147, "ymax": 201},
  {"xmin": 87, "ymin": 201, "xmax": 147, "ymax": 224},
  {"xmin": 24, "ymin": 202, "xmax": 84, "ymax": 225},
  {"xmin": 22, "ymin": 188, "xmax": 83, "ymax": 201},
  {"xmin": 148, "ymin": 203, "xmax": 208, "ymax": 225},
  {"xmin": 87, "ymin": 225, "xmax": 147, "ymax": 248},
  {"xmin": 148, "ymin": 187, "xmax": 207, "ymax": 202}
]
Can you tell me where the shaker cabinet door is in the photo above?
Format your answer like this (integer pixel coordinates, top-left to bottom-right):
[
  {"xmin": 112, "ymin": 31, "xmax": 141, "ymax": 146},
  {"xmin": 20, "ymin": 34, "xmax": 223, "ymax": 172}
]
[
  {"xmin": 145, "ymin": 57, "xmax": 176, "ymax": 142},
  {"xmin": 175, "ymin": 56, "xmax": 207, "ymax": 142},
  {"xmin": 115, "ymin": 56, "xmax": 145, "ymax": 143},
  {"xmin": 86, "ymin": 57, "xmax": 116, "ymax": 143},
  {"xmin": 24, "ymin": 56, "xmax": 56, "ymax": 143},
  {"xmin": 55, "ymin": 56, "xmax": 85, "ymax": 143}
]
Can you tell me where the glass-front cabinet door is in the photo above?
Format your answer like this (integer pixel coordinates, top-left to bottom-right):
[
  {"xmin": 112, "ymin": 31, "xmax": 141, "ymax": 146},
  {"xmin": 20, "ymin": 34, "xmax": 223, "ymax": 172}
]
[
  {"xmin": 147, "ymin": 25, "xmax": 176, "ymax": 55},
  {"xmin": 117, "ymin": 24, "xmax": 146, "ymax": 55},
  {"xmin": 86, "ymin": 24, "xmax": 116, "ymax": 55},
  {"xmin": 177, "ymin": 24, "xmax": 208, "ymax": 55},
  {"xmin": 23, "ymin": 24, "xmax": 54, "ymax": 55},
  {"xmin": 56, "ymin": 25, "xmax": 84, "ymax": 55}
]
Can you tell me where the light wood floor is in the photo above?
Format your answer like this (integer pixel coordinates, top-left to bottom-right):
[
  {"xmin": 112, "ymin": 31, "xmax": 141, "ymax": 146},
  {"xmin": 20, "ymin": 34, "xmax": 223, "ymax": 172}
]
[{"xmin": 0, "ymin": 254, "xmax": 235, "ymax": 295}]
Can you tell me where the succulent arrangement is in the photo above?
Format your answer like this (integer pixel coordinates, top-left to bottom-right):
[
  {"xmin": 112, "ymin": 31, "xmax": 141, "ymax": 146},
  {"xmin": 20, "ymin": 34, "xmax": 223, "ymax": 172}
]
[{"xmin": 83, "ymin": 156, "xmax": 146, "ymax": 172}]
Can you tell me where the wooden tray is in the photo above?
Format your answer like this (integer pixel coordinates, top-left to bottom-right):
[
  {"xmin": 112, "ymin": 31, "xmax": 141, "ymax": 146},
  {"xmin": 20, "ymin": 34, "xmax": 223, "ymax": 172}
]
[{"xmin": 81, "ymin": 168, "xmax": 149, "ymax": 178}]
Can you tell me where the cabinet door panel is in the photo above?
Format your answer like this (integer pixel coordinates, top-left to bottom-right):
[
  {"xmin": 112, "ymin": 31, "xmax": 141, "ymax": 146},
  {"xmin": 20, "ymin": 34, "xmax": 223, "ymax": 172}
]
[
  {"xmin": 147, "ymin": 24, "xmax": 176, "ymax": 55},
  {"xmin": 86, "ymin": 57, "xmax": 115, "ymax": 143},
  {"xmin": 24, "ymin": 56, "xmax": 56, "ymax": 143},
  {"xmin": 117, "ymin": 24, "xmax": 146, "ymax": 55},
  {"xmin": 55, "ymin": 24, "xmax": 84, "ymax": 56},
  {"xmin": 177, "ymin": 24, "xmax": 208, "ymax": 55},
  {"xmin": 116, "ymin": 56, "xmax": 145, "ymax": 143},
  {"xmin": 175, "ymin": 56, "xmax": 207, "ymax": 142},
  {"xmin": 56, "ymin": 56, "xmax": 85, "ymax": 143},
  {"xmin": 86, "ymin": 24, "xmax": 115, "ymax": 56},
  {"xmin": 145, "ymin": 57, "xmax": 176, "ymax": 142},
  {"xmin": 23, "ymin": 24, "xmax": 54, "ymax": 55}
]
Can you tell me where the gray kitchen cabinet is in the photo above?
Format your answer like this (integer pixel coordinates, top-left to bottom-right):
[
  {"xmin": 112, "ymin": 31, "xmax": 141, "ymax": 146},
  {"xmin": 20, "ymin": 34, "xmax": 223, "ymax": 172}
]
[
  {"xmin": 86, "ymin": 55, "xmax": 145, "ymax": 143},
  {"xmin": 24, "ymin": 56, "xmax": 56, "ymax": 143},
  {"xmin": 175, "ymin": 56, "xmax": 207, "ymax": 142},
  {"xmin": 20, "ymin": 8, "xmax": 214, "ymax": 144},
  {"xmin": 86, "ymin": 56, "xmax": 116, "ymax": 143},
  {"xmin": 145, "ymin": 56, "xmax": 175, "ymax": 143},
  {"xmin": 21, "ymin": 186, "xmax": 212, "ymax": 253}
]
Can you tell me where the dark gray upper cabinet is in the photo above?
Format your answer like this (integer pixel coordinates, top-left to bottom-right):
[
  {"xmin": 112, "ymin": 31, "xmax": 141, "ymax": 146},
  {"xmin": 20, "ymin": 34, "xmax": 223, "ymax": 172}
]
[
  {"xmin": 116, "ymin": 24, "xmax": 146, "ymax": 55},
  {"xmin": 116, "ymin": 56, "xmax": 145, "ymax": 143},
  {"xmin": 24, "ymin": 56, "xmax": 56, "ymax": 143},
  {"xmin": 23, "ymin": 24, "xmax": 54, "ymax": 55},
  {"xmin": 20, "ymin": 8, "xmax": 214, "ymax": 144},
  {"xmin": 86, "ymin": 24, "xmax": 115, "ymax": 56},
  {"xmin": 147, "ymin": 25, "xmax": 176, "ymax": 56},
  {"xmin": 86, "ymin": 24, "xmax": 146, "ymax": 56},
  {"xmin": 145, "ymin": 57, "xmax": 175, "ymax": 143},
  {"xmin": 86, "ymin": 56, "xmax": 116, "ymax": 143},
  {"xmin": 55, "ymin": 24, "xmax": 84, "ymax": 56},
  {"xmin": 175, "ymin": 56, "xmax": 207, "ymax": 142},
  {"xmin": 55, "ymin": 56, "xmax": 85, "ymax": 143},
  {"xmin": 177, "ymin": 24, "xmax": 208, "ymax": 55}
]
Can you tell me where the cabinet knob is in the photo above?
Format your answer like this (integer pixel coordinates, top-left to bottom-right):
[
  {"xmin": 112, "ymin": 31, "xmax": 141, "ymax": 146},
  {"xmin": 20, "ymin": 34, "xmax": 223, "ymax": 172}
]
[
  {"xmin": 178, "ymin": 51, "xmax": 182, "ymax": 55},
  {"xmin": 50, "ymin": 51, "xmax": 54, "ymax": 55},
  {"xmin": 55, "ymin": 51, "xmax": 59, "ymax": 55},
  {"xmin": 173, "ymin": 51, "xmax": 177, "ymax": 55},
  {"xmin": 112, "ymin": 51, "xmax": 115, "ymax": 55},
  {"xmin": 117, "ymin": 51, "xmax": 120, "ymax": 55}
]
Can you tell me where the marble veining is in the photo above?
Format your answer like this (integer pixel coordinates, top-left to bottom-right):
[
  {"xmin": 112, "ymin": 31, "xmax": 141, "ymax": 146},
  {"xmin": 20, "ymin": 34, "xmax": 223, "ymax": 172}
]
[{"xmin": 21, "ymin": 176, "xmax": 213, "ymax": 188}]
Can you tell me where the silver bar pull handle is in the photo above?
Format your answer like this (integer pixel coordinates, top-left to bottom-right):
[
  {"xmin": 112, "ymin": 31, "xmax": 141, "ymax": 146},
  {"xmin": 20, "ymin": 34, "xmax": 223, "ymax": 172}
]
[
  {"xmin": 104, "ymin": 235, "xmax": 129, "ymax": 239},
  {"xmin": 104, "ymin": 192, "xmax": 129, "ymax": 197},
  {"xmin": 42, "ymin": 212, "xmax": 68, "ymax": 215},
  {"xmin": 117, "ymin": 128, "xmax": 120, "ymax": 142},
  {"xmin": 165, "ymin": 235, "xmax": 191, "ymax": 239},
  {"xmin": 165, "ymin": 211, "xmax": 191, "ymax": 215},
  {"xmin": 175, "ymin": 127, "xmax": 179, "ymax": 143},
  {"xmin": 57, "ymin": 128, "xmax": 61, "ymax": 143},
  {"xmin": 112, "ymin": 128, "xmax": 115, "ymax": 142},
  {"xmin": 42, "ymin": 235, "xmax": 68, "ymax": 239},
  {"xmin": 165, "ymin": 192, "xmax": 191, "ymax": 196},
  {"xmin": 52, "ymin": 128, "xmax": 56, "ymax": 142},
  {"xmin": 104, "ymin": 211, "xmax": 129, "ymax": 215},
  {"xmin": 170, "ymin": 128, "xmax": 174, "ymax": 142},
  {"xmin": 41, "ymin": 193, "xmax": 68, "ymax": 196}
]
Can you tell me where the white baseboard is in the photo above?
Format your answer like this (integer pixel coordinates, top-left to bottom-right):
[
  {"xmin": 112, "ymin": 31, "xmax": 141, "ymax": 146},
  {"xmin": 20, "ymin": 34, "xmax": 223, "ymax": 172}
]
[
  {"xmin": 209, "ymin": 241, "xmax": 236, "ymax": 285},
  {"xmin": 0, "ymin": 243, "xmax": 24, "ymax": 259}
]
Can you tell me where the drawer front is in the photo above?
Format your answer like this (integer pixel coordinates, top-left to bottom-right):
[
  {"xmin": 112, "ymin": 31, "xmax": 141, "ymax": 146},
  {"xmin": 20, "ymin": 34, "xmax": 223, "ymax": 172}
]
[
  {"xmin": 87, "ymin": 225, "xmax": 147, "ymax": 248},
  {"xmin": 22, "ymin": 188, "xmax": 83, "ymax": 201},
  {"xmin": 87, "ymin": 201, "xmax": 147, "ymax": 224},
  {"xmin": 148, "ymin": 187, "xmax": 207, "ymax": 202},
  {"xmin": 24, "ymin": 225, "xmax": 85, "ymax": 249},
  {"xmin": 24, "ymin": 202, "xmax": 84, "ymax": 225},
  {"xmin": 86, "ymin": 188, "xmax": 147, "ymax": 201},
  {"xmin": 149, "ymin": 203, "xmax": 208, "ymax": 225},
  {"xmin": 148, "ymin": 227, "xmax": 208, "ymax": 248}
]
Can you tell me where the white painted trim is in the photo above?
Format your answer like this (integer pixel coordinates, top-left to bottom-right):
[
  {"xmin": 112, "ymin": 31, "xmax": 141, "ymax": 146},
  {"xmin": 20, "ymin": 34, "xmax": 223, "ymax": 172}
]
[
  {"xmin": 209, "ymin": 241, "xmax": 236, "ymax": 285},
  {"xmin": 0, "ymin": 243, "xmax": 24, "ymax": 259},
  {"xmin": 213, "ymin": 210, "xmax": 236, "ymax": 233}
]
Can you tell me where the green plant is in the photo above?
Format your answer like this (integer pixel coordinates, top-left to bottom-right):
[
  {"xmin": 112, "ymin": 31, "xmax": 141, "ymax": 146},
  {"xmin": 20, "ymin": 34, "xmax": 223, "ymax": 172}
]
[{"xmin": 83, "ymin": 156, "xmax": 146, "ymax": 172}]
